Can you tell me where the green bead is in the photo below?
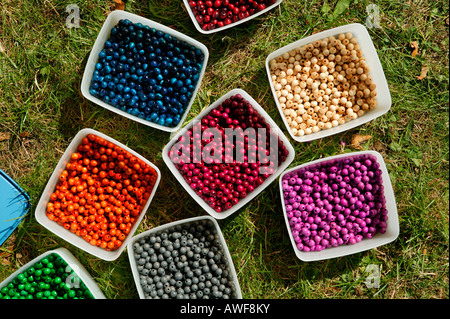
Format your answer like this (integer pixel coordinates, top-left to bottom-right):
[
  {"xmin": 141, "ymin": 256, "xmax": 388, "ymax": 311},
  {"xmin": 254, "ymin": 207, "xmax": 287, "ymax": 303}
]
[
  {"xmin": 18, "ymin": 284, "xmax": 25, "ymax": 291},
  {"xmin": 24, "ymin": 283, "xmax": 32, "ymax": 291},
  {"xmin": 27, "ymin": 267, "xmax": 35, "ymax": 274},
  {"xmin": 68, "ymin": 290, "xmax": 76, "ymax": 298},
  {"xmin": 8, "ymin": 289, "xmax": 16, "ymax": 296},
  {"xmin": 35, "ymin": 262, "xmax": 43, "ymax": 269},
  {"xmin": 43, "ymin": 268, "xmax": 51, "ymax": 275},
  {"xmin": 17, "ymin": 273, "xmax": 25, "ymax": 282},
  {"xmin": 27, "ymin": 275, "xmax": 34, "ymax": 282},
  {"xmin": 52, "ymin": 277, "xmax": 62, "ymax": 285},
  {"xmin": 44, "ymin": 290, "xmax": 51, "ymax": 297},
  {"xmin": 20, "ymin": 290, "xmax": 28, "ymax": 296},
  {"xmin": 7, "ymin": 283, "xmax": 14, "ymax": 289},
  {"xmin": 35, "ymin": 269, "xmax": 42, "ymax": 277},
  {"xmin": 38, "ymin": 282, "xmax": 46, "ymax": 290},
  {"xmin": 42, "ymin": 257, "xmax": 49, "ymax": 265},
  {"xmin": 36, "ymin": 292, "xmax": 43, "ymax": 299},
  {"xmin": 47, "ymin": 262, "xmax": 54, "ymax": 269},
  {"xmin": 1, "ymin": 287, "xmax": 8, "ymax": 294}
]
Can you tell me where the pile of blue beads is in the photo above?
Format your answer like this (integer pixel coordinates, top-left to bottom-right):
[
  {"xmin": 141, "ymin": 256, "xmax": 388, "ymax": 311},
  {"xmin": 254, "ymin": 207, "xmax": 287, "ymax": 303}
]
[
  {"xmin": 132, "ymin": 219, "xmax": 239, "ymax": 299},
  {"xmin": 89, "ymin": 19, "xmax": 205, "ymax": 128}
]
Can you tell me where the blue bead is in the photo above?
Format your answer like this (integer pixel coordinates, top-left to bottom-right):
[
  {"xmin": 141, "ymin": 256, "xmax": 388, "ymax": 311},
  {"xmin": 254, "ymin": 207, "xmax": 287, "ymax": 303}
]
[
  {"xmin": 165, "ymin": 117, "xmax": 173, "ymax": 126},
  {"xmin": 157, "ymin": 117, "xmax": 165, "ymax": 126},
  {"xmin": 95, "ymin": 63, "xmax": 102, "ymax": 70}
]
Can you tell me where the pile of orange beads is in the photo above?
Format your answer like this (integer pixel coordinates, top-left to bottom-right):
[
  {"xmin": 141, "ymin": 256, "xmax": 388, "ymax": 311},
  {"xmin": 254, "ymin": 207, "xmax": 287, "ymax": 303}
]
[{"xmin": 45, "ymin": 133, "xmax": 158, "ymax": 251}]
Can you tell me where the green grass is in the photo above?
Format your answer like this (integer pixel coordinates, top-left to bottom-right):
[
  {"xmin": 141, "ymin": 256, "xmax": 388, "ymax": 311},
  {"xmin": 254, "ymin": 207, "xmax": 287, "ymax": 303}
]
[{"xmin": 0, "ymin": 0, "xmax": 448, "ymax": 299}]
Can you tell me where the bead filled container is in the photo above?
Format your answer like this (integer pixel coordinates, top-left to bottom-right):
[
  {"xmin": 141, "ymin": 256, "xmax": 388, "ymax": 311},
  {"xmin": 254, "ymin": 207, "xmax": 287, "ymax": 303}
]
[
  {"xmin": 162, "ymin": 88, "xmax": 295, "ymax": 219},
  {"xmin": 81, "ymin": 10, "xmax": 209, "ymax": 132},
  {"xmin": 127, "ymin": 216, "xmax": 242, "ymax": 299},
  {"xmin": 183, "ymin": 0, "xmax": 282, "ymax": 34},
  {"xmin": 265, "ymin": 23, "xmax": 391, "ymax": 142},
  {"xmin": 279, "ymin": 151, "xmax": 399, "ymax": 262},
  {"xmin": 35, "ymin": 128, "xmax": 161, "ymax": 261},
  {"xmin": 0, "ymin": 248, "xmax": 106, "ymax": 299}
]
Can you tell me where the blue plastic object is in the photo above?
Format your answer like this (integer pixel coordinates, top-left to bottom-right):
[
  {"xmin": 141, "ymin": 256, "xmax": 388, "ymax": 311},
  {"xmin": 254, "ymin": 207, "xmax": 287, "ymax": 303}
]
[{"xmin": 0, "ymin": 169, "xmax": 30, "ymax": 246}]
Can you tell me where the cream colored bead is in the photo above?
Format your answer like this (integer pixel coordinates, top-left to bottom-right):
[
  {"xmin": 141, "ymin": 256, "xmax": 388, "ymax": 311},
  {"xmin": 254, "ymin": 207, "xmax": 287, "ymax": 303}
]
[
  {"xmin": 324, "ymin": 122, "xmax": 332, "ymax": 129},
  {"xmin": 274, "ymin": 83, "xmax": 282, "ymax": 91},
  {"xmin": 298, "ymin": 129, "xmax": 305, "ymax": 136}
]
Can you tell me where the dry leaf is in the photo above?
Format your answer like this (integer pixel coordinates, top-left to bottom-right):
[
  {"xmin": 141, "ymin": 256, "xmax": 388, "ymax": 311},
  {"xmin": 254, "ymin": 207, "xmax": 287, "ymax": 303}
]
[
  {"xmin": 0, "ymin": 132, "xmax": 11, "ymax": 142},
  {"xmin": 351, "ymin": 134, "xmax": 372, "ymax": 150},
  {"xmin": 415, "ymin": 65, "xmax": 429, "ymax": 80},
  {"xmin": 114, "ymin": 0, "xmax": 125, "ymax": 10},
  {"xmin": 0, "ymin": 41, "xmax": 5, "ymax": 53},
  {"xmin": 20, "ymin": 131, "xmax": 32, "ymax": 138},
  {"xmin": 410, "ymin": 41, "xmax": 419, "ymax": 57}
]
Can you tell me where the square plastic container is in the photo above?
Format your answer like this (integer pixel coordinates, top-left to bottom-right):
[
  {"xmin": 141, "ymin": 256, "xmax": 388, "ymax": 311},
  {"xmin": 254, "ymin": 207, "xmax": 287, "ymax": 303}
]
[
  {"xmin": 162, "ymin": 88, "xmax": 295, "ymax": 219},
  {"xmin": 0, "ymin": 247, "xmax": 106, "ymax": 299},
  {"xmin": 183, "ymin": 0, "xmax": 282, "ymax": 34},
  {"xmin": 35, "ymin": 128, "xmax": 161, "ymax": 261},
  {"xmin": 279, "ymin": 150, "xmax": 399, "ymax": 262},
  {"xmin": 80, "ymin": 10, "xmax": 209, "ymax": 132},
  {"xmin": 127, "ymin": 216, "xmax": 242, "ymax": 299},
  {"xmin": 266, "ymin": 23, "xmax": 391, "ymax": 142},
  {"xmin": 0, "ymin": 169, "xmax": 30, "ymax": 246}
]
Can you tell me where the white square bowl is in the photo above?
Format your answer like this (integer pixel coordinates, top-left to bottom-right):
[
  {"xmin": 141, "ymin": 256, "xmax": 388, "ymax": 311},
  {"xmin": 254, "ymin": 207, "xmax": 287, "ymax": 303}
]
[
  {"xmin": 162, "ymin": 88, "xmax": 295, "ymax": 219},
  {"xmin": 279, "ymin": 150, "xmax": 399, "ymax": 262},
  {"xmin": 0, "ymin": 248, "xmax": 106, "ymax": 299},
  {"xmin": 81, "ymin": 10, "xmax": 209, "ymax": 132},
  {"xmin": 35, "ymin": 128, "xmax": 161, "ymax": 261},
  {"xmin": 266, "ymin": 23, "xmax": 391, "ymax": 142},
  {"xmin": 183, "ymin": 0, "xmax": 282, "ymax": 34},
  {"xmin": 127, "ymin": 216, "xmax": 242, "ymax": 299}
]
